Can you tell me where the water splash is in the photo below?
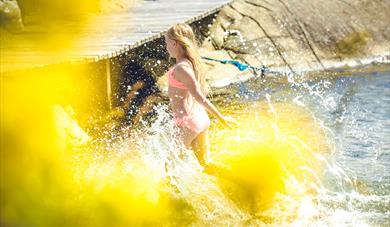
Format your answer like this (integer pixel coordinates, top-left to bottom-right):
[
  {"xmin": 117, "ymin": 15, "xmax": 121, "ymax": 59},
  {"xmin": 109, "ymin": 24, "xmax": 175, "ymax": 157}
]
[{"xmin": 2, "ymin": 58, "xmax": 389, "ymax": 226}]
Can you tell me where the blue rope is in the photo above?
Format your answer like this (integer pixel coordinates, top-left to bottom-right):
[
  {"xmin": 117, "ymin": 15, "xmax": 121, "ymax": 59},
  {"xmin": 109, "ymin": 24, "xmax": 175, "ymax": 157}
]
[{"xmin": 201, "ymin": 56, "xmax": 269, "ymax": 78}]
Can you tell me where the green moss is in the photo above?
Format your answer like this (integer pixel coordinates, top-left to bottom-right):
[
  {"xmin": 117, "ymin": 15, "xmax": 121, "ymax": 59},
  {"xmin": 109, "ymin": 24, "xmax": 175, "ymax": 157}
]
[{"xmin": 336, "ymin": 31, "xmax": 371, "ymax": 56}]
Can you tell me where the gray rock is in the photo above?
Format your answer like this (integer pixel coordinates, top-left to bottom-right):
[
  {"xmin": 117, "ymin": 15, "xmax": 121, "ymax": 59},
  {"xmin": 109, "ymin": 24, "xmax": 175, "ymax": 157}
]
[
  {"xmin": 0, "ymin": 0, "xmax": 24, "ymax": 32},
  {"xmin": 204, "ymin": 0, "xmax": 389, "ymax": 77}
]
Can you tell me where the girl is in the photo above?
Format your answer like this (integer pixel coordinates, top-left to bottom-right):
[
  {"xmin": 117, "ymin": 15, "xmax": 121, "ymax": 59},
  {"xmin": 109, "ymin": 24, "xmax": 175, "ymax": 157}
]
[{"xmin": 165, "ymin": 23, "xmax": 237, "ymax": 166}]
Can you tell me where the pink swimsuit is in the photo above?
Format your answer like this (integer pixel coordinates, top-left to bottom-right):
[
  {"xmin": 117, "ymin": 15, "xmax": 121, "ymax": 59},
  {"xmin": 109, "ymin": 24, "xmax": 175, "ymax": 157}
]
[{"xmin": 168, "ymin": 68, "xmax": 210, "ymax": 133}]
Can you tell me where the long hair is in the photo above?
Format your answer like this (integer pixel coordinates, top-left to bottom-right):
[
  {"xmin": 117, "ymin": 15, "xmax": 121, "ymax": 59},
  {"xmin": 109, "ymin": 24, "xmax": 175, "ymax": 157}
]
[{"xmin": 166, "ymin": 23, "xmax": 209, "ymax": 95}]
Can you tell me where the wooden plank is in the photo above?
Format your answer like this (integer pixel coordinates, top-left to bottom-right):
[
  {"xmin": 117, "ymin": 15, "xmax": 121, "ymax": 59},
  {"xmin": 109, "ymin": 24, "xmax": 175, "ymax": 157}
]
[{"xmin": 1, "ymin": 0, "xmax": 232, "ymax": 73}]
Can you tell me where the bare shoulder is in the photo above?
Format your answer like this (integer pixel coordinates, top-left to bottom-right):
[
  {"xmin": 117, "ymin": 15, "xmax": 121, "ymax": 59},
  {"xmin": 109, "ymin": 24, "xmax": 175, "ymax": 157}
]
[{"xmin": 173, "ymin": 62, "xmax": 195, "ymax": 80}]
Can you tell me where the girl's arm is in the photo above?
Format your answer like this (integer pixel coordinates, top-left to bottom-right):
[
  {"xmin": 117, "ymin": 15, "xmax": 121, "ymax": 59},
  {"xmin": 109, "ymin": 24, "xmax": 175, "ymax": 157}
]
[{"xmin": 174, "ymin": 64, "xmax": 236, "ymax": 127}]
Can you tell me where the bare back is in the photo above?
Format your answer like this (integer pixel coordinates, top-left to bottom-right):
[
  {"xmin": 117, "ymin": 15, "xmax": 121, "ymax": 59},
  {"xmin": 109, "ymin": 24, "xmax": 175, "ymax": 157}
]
[{"xmin": 168, "ymin": 62, "xmax": 197, "ymax": 118}]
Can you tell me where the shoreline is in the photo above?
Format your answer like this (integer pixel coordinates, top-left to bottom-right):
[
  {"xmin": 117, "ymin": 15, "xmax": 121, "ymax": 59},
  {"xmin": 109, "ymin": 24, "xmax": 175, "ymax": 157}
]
[{"xmin": 157, "ymin": 55, "xmax": 390, "ymax": 92}]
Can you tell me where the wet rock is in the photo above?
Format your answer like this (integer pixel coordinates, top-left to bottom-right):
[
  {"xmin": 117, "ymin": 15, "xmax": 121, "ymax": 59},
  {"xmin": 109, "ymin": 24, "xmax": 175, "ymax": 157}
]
[
  {"xmin": 218, "ymin": 4, "xmax": 243, "ymax": 30},
  {"xmin": 204, "ymin": 0, "xmax": 390, "ymax": 76},
  {"xmin": 0, "ymin": 0, "xmax": 24, "ymax": 32},
  {"xmin": 201, "ymin": 50, "xmax": 242, "ymax": 87},
  {"xmin": 336, "ymin": 31, "xmax": 372, "ymax": 57},
  {"xmin": 208, "ymin": 4, "xmax": 243, "ymax": 50}
]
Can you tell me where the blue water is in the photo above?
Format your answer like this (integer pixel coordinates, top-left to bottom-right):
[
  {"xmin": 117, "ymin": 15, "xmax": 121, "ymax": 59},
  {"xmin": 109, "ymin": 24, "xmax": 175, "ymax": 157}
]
[
  {"xmin": 327, "ymin": 72, "xmax": 390, "ymax": 192},
  {"xmin": 210, "ymin": 71, "xmax": 390, "ymax": 225},
  {"xmin": 319, "ymin": 72, "xmax": 390, "ymax": 226},
  {"xmin": 299, "ymin": 72, "xmax": 390, "ymax": 194},
  {"xmin": 247, "ymin": 71, "xmax": 390, "ymax": 225}
]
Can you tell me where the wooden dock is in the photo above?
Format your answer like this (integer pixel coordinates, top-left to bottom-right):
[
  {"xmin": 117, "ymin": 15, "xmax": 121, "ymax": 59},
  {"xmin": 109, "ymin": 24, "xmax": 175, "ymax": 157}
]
[{"xmin": 0, "ymin": 0, "xmax": 232, "ymax": 73}]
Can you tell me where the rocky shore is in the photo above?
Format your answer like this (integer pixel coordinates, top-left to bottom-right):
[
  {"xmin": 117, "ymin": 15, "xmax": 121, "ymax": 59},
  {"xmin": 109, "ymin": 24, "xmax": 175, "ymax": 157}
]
[{"xmin": 184, "ymin": 0, "xmax": 390, "ymax": 88}]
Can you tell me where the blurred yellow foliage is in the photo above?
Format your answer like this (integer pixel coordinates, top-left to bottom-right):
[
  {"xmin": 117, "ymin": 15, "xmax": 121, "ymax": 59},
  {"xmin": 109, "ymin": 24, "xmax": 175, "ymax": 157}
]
[{"xmin": 209, "ymin": 102, "xmax": 329, "ymax": 214}]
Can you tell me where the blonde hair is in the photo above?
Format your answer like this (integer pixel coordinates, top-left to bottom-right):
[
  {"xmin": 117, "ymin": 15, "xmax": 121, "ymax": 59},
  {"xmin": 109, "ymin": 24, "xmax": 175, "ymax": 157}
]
[{"xmin": 166, "ymin": 23, "xmax": 209, "ymax": 95}]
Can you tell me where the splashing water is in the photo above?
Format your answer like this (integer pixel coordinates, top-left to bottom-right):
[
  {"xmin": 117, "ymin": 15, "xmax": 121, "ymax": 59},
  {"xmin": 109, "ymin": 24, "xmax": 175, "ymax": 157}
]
[{"xmin": 1, "ymin": 66, "xmax": 389, "ymax": 226}]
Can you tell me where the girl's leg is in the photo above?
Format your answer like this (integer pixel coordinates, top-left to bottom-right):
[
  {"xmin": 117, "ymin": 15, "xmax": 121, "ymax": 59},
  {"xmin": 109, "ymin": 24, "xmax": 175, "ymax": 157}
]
[
  {"xmin": 191, "ymin": 128, "xmax": 210, "ymax": 166},
  {"xmin": 178, "ymin": 125, "xmax": 198, "ymax": 148}
]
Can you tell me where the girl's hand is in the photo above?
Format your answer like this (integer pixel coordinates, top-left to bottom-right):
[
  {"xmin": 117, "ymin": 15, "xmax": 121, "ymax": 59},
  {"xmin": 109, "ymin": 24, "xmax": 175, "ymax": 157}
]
[{"xmin": 220, "ymin": 116, "xmax": 238, "ymax": 129}]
